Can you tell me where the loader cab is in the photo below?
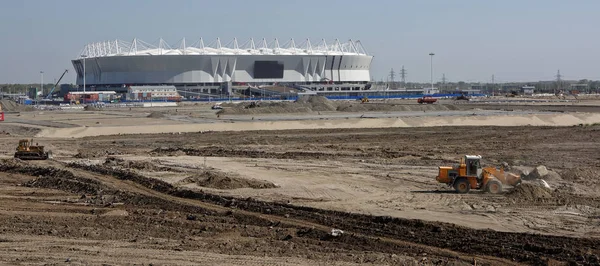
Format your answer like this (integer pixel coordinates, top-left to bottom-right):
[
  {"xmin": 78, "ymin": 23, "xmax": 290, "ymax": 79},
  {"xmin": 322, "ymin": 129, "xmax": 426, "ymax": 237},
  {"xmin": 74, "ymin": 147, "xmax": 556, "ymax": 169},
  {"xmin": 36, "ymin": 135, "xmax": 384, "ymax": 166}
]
[{"xmin": 463, "ymin": 155, "xmax": 482, "ymax": 177}]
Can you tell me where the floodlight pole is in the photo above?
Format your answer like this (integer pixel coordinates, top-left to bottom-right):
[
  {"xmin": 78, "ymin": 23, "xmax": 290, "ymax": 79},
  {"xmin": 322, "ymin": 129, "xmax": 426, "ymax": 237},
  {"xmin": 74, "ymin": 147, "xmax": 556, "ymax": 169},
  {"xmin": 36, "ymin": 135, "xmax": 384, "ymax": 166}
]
[
  {"xmin": 40, "ymin": 71, "xmax": 44, "ymax": 105},
  {"xmin": 429, "ymin": 53, "xmax": 435, "ymax": 91}
]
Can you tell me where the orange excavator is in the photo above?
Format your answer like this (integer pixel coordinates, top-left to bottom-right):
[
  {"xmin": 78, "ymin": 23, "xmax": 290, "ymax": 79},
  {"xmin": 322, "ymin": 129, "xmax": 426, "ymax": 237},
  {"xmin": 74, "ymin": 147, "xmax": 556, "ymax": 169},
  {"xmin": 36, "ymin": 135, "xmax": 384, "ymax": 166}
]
[{"xmin": 436, "ymin": 155, "xmax": 521, "ymax": 194}]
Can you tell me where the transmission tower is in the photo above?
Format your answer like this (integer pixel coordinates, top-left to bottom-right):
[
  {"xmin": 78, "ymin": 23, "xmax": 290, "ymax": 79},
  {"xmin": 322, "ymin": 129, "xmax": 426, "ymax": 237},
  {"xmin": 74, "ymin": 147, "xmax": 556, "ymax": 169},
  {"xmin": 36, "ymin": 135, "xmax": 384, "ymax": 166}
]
[
  {"xmin": 440, "ymin": 73, "xmax": 447, "ymax": 91},
  {"xmin": 555, "ymin": 69, "xmax": 562, "ymax": 94},
  {"xmin": 491, "ymin": 74, "xmax": 495, "ymax": 95},
  {"xmin": 399, "ymin": 65, "xmax": 407, "ymax": 86},
  {"xmin": 388, "ymin": 68, "xmax": 396, "ymax": 89}
]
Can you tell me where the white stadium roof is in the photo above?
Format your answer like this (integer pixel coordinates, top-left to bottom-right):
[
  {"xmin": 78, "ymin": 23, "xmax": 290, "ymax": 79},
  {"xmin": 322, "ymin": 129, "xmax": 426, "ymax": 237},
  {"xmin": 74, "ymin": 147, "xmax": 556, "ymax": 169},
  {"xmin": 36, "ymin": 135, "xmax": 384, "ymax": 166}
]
[{"xmin": 78, "ymin": 38, "xmax": 369, "ymax": 58}]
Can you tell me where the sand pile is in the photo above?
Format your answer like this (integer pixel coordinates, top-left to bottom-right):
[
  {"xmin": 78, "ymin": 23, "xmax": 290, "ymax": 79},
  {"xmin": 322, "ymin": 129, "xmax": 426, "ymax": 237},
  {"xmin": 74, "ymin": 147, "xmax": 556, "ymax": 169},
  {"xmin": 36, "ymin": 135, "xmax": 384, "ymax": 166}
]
[
  {"xmin": 182, "ymin": 170, "xmax": 277, "ymax": 189},
  {"xmin": 507, "ymin": 183, "xmax": 553, "ymax": 200},
  {"xmin": 0, "ymin": 99, "xmax": 35, "ymax": 112}
]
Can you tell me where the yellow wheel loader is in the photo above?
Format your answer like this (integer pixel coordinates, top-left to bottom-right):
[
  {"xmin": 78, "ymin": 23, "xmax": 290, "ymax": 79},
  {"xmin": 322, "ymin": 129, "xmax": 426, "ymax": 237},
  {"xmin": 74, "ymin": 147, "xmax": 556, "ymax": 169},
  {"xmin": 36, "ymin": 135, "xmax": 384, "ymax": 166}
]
[{"xmin": 436, "ymin": 155, "xmax": 521, "ymax": 194}]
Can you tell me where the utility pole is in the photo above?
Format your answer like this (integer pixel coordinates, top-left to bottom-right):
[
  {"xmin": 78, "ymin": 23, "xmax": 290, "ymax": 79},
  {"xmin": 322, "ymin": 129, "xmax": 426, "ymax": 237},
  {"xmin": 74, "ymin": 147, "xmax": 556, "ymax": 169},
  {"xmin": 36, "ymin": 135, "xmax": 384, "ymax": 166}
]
[{"xmin": 400, "ymin": 65, "xmax": 407, "ymax": 87}]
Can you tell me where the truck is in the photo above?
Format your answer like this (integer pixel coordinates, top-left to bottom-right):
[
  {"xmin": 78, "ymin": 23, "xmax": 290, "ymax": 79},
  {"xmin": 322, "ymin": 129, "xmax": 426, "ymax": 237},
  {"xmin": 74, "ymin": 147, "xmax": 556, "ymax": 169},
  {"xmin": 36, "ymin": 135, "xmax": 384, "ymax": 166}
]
[{"xmin": 417, "ymin": 96, "xmax": 437, "ymax": 104}]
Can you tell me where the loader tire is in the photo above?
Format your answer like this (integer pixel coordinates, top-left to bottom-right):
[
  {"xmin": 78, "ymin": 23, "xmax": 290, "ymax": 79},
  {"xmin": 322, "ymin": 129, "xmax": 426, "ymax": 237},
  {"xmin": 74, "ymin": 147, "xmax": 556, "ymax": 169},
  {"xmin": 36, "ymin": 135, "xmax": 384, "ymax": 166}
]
[
  {"xmin": 454, "ymin": 178, "xmax": 471, "ymax": 194},
  {"xmin": 486, "ymin": 180, "xmax": 503, "ymax": 194}
]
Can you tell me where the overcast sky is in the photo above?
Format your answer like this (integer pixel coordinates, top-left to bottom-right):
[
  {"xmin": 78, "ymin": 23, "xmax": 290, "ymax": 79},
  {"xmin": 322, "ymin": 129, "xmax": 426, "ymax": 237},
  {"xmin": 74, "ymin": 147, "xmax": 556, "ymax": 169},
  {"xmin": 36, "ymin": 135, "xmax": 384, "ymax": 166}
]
[{"xmin": 0, "ymin": 0, "xmax": 598, "ymax": 84}]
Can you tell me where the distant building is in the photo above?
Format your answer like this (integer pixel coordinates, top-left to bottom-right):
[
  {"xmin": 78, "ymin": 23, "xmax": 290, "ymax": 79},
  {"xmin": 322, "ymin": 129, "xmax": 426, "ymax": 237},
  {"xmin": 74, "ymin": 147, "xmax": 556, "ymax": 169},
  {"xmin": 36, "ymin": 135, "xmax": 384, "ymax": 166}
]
[
  {"xmin": 522, "ymin": 85, "xmax": 535, "ymax": 95},
  {"xmin": 127, "ymin": 85, "xmax": 181, "ymax": 101},
  {"xmin": 459, "ymin": 89, "xmax": 481, "ymax": 95},
  {"xmin": 570, "ymin": 84, "xmax": 588, "ymax": 94},
  {"xmin": 423, "ymin": 88, "xmax": 440, "ymax": 95},
  {"xmin": 64, "ymin": 91, "xmax": 117, "ymax": 103},
  {"xmin": 502, "ymin": 85, "xmax": 520, "ymax": 92}
]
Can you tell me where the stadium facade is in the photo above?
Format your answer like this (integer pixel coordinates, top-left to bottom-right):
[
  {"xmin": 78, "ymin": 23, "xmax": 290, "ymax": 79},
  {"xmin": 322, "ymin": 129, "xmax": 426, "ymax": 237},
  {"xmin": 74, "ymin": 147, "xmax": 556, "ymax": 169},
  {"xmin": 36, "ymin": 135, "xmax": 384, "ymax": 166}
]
[{"xmin": 72, "ymin": 38, "xmax": 373, "ymax": 98}]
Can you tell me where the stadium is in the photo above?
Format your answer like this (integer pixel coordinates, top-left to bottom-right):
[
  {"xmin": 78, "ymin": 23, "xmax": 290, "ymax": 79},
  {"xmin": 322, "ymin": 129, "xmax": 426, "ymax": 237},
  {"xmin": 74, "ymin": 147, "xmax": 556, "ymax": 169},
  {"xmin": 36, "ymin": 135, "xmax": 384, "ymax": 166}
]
[{"xmin": 72, "ymin": 38, "xmax": 373, "ymax": 99}]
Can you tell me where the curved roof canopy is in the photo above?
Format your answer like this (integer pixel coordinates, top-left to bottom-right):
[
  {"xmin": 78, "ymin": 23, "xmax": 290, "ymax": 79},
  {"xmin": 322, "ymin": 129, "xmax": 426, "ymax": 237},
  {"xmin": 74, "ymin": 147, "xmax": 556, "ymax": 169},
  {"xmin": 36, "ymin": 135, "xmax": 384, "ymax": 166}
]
[{"xmin": 78, "ymin": 38, "xmax": 369, "ymax": 59}]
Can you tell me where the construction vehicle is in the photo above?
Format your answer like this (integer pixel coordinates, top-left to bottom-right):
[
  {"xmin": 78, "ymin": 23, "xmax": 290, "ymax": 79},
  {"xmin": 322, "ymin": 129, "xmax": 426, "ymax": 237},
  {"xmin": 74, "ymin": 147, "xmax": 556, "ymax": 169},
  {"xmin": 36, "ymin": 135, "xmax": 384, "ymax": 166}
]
[
  {"xmin": 455, "ymin": 94, "xmax": 470, "ymax": 101},
  {"xmin": 417, "ymin": 96, "xmax": 437, "ymax": 104},
  {"xmin": 436, "ymin": 155, "xmax": 521, "ymax": 194},
  {"xmin": 506, "ymin": 91, "xmax": 518, "ymax": 98},
  {"xmin": 14, "ymin": 139, "xmax": 52, "ymax": 160},
  {"xmin": 45, "ymin": 69, "xmax": 68, "ymax": 100},
  {"xmin": 360, "ymin": 96, "xmax": 369, "ymax": 103}
]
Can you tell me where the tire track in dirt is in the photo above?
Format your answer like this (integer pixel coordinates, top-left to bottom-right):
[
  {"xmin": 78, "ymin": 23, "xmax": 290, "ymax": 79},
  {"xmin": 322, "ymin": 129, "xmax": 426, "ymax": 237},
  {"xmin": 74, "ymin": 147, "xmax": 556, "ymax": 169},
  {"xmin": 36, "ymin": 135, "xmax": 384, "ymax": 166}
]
[
  {"xmin": 5, "ymin": 160, "xmax": 598, "ymax": 265},
  {"xmin": 2, "ymin": 159, "xmax": 520, "ymax": 265}
]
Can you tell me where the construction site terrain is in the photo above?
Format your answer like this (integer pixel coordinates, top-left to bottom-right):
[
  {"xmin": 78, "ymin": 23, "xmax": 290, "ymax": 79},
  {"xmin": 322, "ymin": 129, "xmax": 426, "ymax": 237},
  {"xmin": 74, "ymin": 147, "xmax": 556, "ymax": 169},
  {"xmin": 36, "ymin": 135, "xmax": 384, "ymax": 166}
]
[{"xmin": 0, "ymin": 97, "xmax": 599, "ymax": 265}]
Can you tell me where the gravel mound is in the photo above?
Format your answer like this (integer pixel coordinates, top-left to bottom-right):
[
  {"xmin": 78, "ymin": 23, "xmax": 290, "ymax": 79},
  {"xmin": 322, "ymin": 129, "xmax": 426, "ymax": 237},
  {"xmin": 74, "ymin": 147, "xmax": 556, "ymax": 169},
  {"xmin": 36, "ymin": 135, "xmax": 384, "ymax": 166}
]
[{"xmin": 182, "ymin": 170, "xmax": 277, "ymax": 190}]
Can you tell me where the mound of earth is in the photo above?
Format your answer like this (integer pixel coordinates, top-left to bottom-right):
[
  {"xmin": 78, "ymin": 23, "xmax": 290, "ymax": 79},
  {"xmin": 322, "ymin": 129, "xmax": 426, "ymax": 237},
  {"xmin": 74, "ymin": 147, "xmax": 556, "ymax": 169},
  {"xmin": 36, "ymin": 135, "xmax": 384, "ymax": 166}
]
[
  {"xmin": 104, "ymin": 157, "xmax": 171, "ymax": 172},
  {"xmin": 182, "ymin": 170, "xmax": 277, "ymax": 189},
  {"xmin": 295, "ymin": 95, "xmax": 337, "ymax": 111},
  {"xmin": 0, "ymin": 125, "xmax": 41, "ymax": 137},
  {"xmin": 507, "ymin": 183, "xmax": 553, "ymax": 200},
  {"xmin": 217, "ymin": 96, "xmax": 336, "ymax": 115},
  {"xmin": 147, "ymin": 111, "xmax": 166, "ymax": 118},
  {"xmin": 0, "ymin": 99, "xmax": 35, "ymax": 112},
  {"xmin": 560, "ymin": 168, "xmax": 598, "ymax": 181},
  {"xmin": 0, "ymin": 158, "xmax": 28, "ymax": 169},
  {"xmin": 83, "ymin": 105, "xmax": 100, "ymax": 111}
]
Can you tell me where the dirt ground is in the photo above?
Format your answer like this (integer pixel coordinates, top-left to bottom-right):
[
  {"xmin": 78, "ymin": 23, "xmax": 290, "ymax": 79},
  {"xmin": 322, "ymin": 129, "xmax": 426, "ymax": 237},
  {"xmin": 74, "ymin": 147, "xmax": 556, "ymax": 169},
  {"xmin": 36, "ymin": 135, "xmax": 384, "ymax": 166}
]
[{"xmin": 0, "ymin": 98, "xmax": 599, "ymax": 265}]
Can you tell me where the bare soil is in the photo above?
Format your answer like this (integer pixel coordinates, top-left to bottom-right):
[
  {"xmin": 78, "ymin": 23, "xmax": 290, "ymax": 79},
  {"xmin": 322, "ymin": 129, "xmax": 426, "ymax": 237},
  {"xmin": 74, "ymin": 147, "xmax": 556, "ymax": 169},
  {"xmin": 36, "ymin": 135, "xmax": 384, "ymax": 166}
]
[
  {"xmin": 1, "ymin": 103, "xmax": 600, "ymax": 264},
  {"xmin": 0, "ymin": 159, "xmax": 598, "ymax": 265}
]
